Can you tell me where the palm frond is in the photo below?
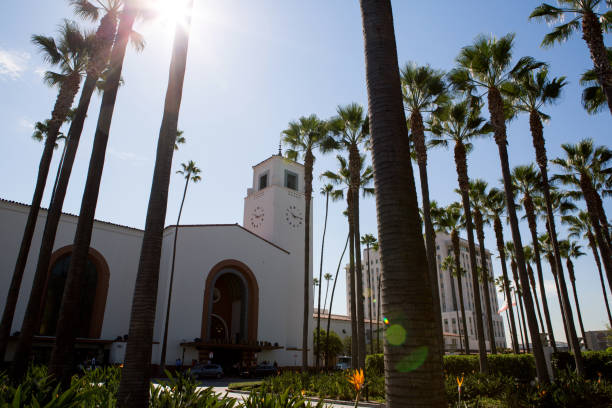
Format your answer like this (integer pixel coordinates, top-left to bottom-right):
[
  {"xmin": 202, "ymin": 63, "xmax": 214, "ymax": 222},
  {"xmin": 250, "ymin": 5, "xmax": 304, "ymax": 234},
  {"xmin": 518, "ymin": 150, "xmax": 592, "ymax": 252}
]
[{"xmin": 541, "ymin": 18, "xmax": 581, "ymax": 47}]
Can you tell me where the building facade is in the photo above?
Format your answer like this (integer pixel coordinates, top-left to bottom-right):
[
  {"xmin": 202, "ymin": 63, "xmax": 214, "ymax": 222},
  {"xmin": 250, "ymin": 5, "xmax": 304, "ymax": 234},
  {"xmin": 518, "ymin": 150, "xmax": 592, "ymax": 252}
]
[
  {"xmin": 0, "ymin": 154, "xmax": 313, "ymax": 369},
  {"xmin": 347, "ymin": 232, "xmax": 507, "ymax": 352}
]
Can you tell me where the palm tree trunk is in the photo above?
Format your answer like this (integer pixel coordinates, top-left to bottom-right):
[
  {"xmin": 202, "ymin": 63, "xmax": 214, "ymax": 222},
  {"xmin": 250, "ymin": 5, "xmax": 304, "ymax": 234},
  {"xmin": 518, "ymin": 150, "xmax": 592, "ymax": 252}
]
[
  {"xmin": 160, "ymin": 176, "xmax": 190, "ymax": 371},
  {"xmin": 116, "ymin": 3, "xmax": 193, "ymax": 404},
  {"xmin": 488, "ymin": 87, "xmax": 549, "ymax": 382},
  {"xmin": 567, "ymin": 259, "xmax": 588, "ymax": 350},
  {"xmin": 546, "ymin": 252, "xmax": 570, "ymax": 346},
  {"xmin": 359, "ymin": 0, "xmax": 446, "ymax": 404},
  {"xmin": 45, "ymin": 7, "xmax": 136, "ymax": 385},
  {"xmin": 474, "ymin": 209, "xmax": 497, "ymax": 354},
  {"xmin": 527, "ymin": 264, "xmax": 545, "ymax": 335},
  {"xmin": 454, "ymin": 141, "xmax": 488, "ymax": 372},
  {"xmin": 452, "ymin": 232, "xmax": 469, "ymax": 355},
  {"xmin": 349, "ymin": 144, "xmax": 366, "ymax": 370},
  {"xmin": 510, "ymin": 258, "xmax": 529, "ymax": 353},
  {"xmin": 316, "ymin": 191, "xmax": 330, "ymax": 370},
  {"xmin": 366, "ymin": 243, "xmax": 373, "ymax": 355},
  {"xmin": 8, "ymin": 70, "xmax": 83, "ymax": 377},
  {"xmin": 325, "ymin": 232, "xmax": 349, "ymax": 368},
  {"xmin": 376, "ymin": 273, "xmax": 381, "ymax": 353},
  {"xmin": 513, "ymin": 290, "xmax": 526, "ymax": 353},
  {"xmin": 411, "ymin": 110, "xmax": 444, "ymax": 352},
  {"xmin": 587, "ymin": 230, "xmax": 612, "ymax": 327},
  {"xmin": 582, "ymin": 10, "xmax": 612, "ymax": 116},
  {"xmin": 493, "ymin": 218, "xmax": 519, "ymax": 353},
  {"xmin": 530, "ymin": 110, "xmax": 584, "ymax": 372},
  {"xmin": 301, "ymin": 149, "xmax": 314, "ymax": 370},
  {"xmin": 347, "ymin": 193, "xmax": 358, "ymax": 369}
]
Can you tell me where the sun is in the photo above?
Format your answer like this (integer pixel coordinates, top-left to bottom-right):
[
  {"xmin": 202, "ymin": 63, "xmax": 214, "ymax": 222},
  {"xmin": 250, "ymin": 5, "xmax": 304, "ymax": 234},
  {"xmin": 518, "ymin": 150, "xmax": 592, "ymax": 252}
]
[{"xmin": 149, "ymin": 0, "xmax": 193, "ymax": 30}]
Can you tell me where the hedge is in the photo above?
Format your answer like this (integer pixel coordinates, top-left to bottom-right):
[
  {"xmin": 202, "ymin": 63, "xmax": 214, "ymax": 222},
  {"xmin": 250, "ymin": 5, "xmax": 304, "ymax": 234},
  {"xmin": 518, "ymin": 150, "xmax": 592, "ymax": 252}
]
[
  {"xmin": 552, "ymin": 350, "xmax": 612, "ymax": 380},
  {"xmin": 366, "ymin": 353, "xmax": 535, "ymax": 382}
]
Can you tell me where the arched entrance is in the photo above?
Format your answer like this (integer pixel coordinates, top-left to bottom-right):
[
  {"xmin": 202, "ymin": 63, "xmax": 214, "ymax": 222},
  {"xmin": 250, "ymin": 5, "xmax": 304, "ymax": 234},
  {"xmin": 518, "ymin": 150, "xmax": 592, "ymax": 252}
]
[{"xmin": 39, "ymin": 245, "xmax": 109, "ymax": 338}]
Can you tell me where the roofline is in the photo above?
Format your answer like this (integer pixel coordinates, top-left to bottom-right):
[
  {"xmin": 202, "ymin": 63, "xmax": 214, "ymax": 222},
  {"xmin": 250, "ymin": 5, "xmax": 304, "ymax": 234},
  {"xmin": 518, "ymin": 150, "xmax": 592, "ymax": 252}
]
[{"xmin": 252, "ymin": 154, "xmax": 304, "ymax": 169}]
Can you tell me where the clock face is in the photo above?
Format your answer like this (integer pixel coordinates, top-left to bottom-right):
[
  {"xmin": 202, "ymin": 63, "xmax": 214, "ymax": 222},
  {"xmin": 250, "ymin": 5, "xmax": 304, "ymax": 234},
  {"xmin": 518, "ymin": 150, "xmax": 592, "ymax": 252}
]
[
  {"xmin": 250, "ymin": 206, "xmax": 264, "ymax": 228},
  {"xmin": 285, "ymin": 205, "xmax": 303, "ymax": 229}
]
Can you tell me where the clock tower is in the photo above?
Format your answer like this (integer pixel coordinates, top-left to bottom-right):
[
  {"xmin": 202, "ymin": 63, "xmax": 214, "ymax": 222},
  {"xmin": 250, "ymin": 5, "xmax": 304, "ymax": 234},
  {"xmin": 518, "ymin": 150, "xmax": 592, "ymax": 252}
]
[{"xmin": 243, "ymin": 153, "xmax": 313, "ymax": 351}]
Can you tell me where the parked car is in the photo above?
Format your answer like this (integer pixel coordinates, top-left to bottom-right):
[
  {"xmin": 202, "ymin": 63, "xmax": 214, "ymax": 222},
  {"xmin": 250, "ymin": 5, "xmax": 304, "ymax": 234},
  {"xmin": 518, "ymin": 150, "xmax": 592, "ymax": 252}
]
[
  {"xmin": 189, "ymin": 363, "xmax": 224, "ymax": 379},
  {"xmin": 335, "ymin": 356, "xmax": 351, "ymax": 371},
  {"xmin": 253, "ymin": 364, "xmax": 278, "ymax": 377}
]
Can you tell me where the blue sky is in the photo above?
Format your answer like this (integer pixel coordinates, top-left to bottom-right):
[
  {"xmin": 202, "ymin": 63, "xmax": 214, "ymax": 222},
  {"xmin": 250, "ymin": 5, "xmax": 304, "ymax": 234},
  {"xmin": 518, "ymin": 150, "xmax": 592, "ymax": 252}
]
[{"xmin": 1, "ymin": 0, "xmax": 610, "ymax": 346}]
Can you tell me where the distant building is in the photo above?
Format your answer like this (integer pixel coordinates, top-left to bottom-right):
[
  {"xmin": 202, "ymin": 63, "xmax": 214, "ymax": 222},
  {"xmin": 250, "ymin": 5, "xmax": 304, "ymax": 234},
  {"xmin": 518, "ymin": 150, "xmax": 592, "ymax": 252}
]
[
  {"xmin": 585, "ymin": 330, "xmax": 612, "ymax": 351},
  {"xmin": 346, "ymin": 232, "xmax": 507, "ymax": 352}
]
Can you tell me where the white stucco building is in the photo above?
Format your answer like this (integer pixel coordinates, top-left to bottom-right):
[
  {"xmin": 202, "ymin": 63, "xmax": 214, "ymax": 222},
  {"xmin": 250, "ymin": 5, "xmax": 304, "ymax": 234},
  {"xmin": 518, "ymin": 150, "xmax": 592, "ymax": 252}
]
[
  {"xmin": 0, "ymin": 154, "xmax": 313, "ymax": 369},
  {"xmin": 348, "ymin": 232, "xmax": 507, "ymax": 352}
]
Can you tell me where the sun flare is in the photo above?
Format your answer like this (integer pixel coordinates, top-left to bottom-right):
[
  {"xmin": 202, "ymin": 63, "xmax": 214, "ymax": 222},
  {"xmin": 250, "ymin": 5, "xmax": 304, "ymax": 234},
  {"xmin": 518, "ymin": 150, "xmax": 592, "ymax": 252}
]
[{"xmin": 149, "ymin": 0, "xmax": 193, "ymax": 31}]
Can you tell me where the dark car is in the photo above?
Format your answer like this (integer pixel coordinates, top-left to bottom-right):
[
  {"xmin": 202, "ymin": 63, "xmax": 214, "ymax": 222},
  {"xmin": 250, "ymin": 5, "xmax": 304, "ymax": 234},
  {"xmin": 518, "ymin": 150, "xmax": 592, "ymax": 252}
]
[
  {"xmin": 189, "ymin": 363, "xmax": 224, "ymax": 379},
  {"xmin": 253, "ymin": 364, "xmax": 278, "ymax": 378}
]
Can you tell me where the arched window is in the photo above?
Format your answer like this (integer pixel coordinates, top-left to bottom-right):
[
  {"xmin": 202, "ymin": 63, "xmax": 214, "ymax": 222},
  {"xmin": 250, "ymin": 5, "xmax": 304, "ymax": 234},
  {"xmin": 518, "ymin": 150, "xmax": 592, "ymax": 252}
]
[{"xmin": 38, "ymin": 247, "xmax": 110, "ymax": 339}]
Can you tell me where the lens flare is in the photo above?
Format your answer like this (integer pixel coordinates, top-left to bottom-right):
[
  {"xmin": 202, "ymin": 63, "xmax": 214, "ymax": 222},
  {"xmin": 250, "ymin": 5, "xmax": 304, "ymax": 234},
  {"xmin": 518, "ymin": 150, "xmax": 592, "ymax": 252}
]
[
  {"xmin": 396, "ymin": 346, "xmax": 429, "ymax": 373},
  {"xmin": 386, "ymin": 324, "xmax": 406, "ymax": 346},
  {"xmin": 383, "ymin": 317, "xmax": 389, "ymax": 325}
]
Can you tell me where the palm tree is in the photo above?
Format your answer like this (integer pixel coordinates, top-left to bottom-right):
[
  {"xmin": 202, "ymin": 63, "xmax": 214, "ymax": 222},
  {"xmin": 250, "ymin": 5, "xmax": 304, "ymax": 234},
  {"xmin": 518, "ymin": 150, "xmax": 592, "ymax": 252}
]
[
  {"xmin": 450, "ymin": 34, "xmax": 550, "ymax": 382},
  {"xmin": 315, "ymin": 183, "xmax": 334, "ymax": 369},
  {"xmin": 160, "ymin": 160, "xmax": 201, "ymax": 371},
  {"xmin": 358, "ymin": 1, "xmax": 447, "ymax": 401},
  {"xmin": 552, "ymin": 140, "xmax": 612, "ymax": 293},
  {"xmin": 6, "ymin": 21, "xmax": 92, "ymax": 374},
  {"xmin": 430, "ymin": 98, "xmax": 490, "ymax": 372},
  {"xmin": 495, "ymin": 276, "xmax": 516, "ymax": 352},
  {"xmin": 322, "ymin": 155, "xmax": 374, "ymax": 369},
  {"xmin": 400, "ymin": 63, "xmax": 448, "ymax": 338},
  {"xmin": 506, "ymin": 242, "xmax": 530, "ymax": 353},
  {"xmin": 523, "ymin": 245, "xmax": 546, "ymax": 335},
  {"xmin": 563, "ymin": 211, "xmax": 612, "ymax": 327},
  {"xmin": 282, "ymin": 114, "xmax": 329, "ymax": 370},
  {"xmin": 440, "ymin": 255, "xmax": 466, "ymax": 354},
  {"xmin": 483, "ymin": 187, "xmax": 520, "ymax": 353},
  {"xmin": 116, "ymin": 1, "xmax": 194, "ymax": 404},
  {"xmin": 510, "ymin": 164, "xmax": 557, "ymax": 350},
  {"xmin": 435, "ymin": 203, "xmax": 470, "ymax": 354},
  {"xmin": 530, "ymin": 0, "xmax": 612, "ymax": 115},
  {"xmin": 361, "ymin": 233, "xmax": 377, "ymax": 355},
  {"xmin": 325, "ymin": 230, "xmax": 349, "ymax": 369},
  {"xmin": 559, "ymin": 239, "xmax": 590, "ymax": 350},
  {"xmin": 322, "ymin": 273, "xmax": 333, "ymax": 312},
  {"xmin": 327, "ymin": 103, "xmax": 370, "ymax": 370},
  {"xmin": 580, "ymin": 48, "xmax": 612, "ymax": 114},
  {"xmin": 468, "ymin": 179, "xmax": 498, "ymax": 354},
  {"xmin": 504, "ymin": 55, "xmax": 583, "ymax": 369}
]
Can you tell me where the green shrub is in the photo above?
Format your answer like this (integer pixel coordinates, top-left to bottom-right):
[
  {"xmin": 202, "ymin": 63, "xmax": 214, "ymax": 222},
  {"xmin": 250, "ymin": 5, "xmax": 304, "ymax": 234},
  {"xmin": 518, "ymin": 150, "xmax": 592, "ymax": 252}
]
[
  {"xmin": 150, "ymin": 370, "xmax": 238, "ymax": 408},
  {"xmin": 241, "ymin": 389, "xmax": 326, "ymax": 408},
  {"xmin": 443, "ymin": 354, "xmax": 535, "ymax": 382},
  {"xmin": 552, "ymin": 350, "xmax": 612, "ymax": 380},
  {"xmin": 365, "ymin": 354, "xmax": 383, "ymax": 375}
]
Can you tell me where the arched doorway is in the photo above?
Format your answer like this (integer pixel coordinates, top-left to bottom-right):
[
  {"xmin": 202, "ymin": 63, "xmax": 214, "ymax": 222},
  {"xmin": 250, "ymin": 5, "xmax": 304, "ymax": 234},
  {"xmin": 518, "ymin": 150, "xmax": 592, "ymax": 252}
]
[
  {"xmin": 201, "ymin": 260, "xmax": 259, "ymax": 343},
  {"xmin": 38, "ymin": 246, "xmax": 109, "ymax": 338}
]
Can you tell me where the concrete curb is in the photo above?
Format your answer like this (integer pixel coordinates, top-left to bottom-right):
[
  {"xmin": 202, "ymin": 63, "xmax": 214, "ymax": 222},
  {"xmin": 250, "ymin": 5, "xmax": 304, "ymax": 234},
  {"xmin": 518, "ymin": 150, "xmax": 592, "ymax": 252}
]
[{"xmin": 226, "ymin": 388, "xmax": 384, "ymax": 407}]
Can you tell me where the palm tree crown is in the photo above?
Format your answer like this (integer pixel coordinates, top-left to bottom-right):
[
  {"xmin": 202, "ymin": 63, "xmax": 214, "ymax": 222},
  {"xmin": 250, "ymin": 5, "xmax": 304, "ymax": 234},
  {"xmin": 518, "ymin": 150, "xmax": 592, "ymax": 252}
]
[{"xmin": 177, "ymin": 160, "xmax": 201, "ymax": 182}]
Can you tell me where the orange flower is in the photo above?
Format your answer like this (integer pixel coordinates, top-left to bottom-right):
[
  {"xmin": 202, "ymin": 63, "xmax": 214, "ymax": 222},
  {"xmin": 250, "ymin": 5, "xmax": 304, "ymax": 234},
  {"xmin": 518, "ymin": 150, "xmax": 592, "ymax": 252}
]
[
  {"xmin": 301, "ymin": 390, "xmax": 306, "ymax": 396},
  {"xmin": 456, "ymin": 376, "xmax": 464, "ymax": 388},
  {"xmin": 348, "ymin": 369, "xmax": 365, "ymax": 391}
]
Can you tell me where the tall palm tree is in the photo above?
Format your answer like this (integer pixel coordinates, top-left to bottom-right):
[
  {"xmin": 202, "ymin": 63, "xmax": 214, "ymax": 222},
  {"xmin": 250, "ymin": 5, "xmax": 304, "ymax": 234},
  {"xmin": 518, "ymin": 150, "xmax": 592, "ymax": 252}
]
[
  {"xmin": 315, "ymin": 183, "xmax": 334, "ymax": 369},
  {"xmin": 563, "ymin": 211, "xmax": 612, "ymax": 326},
  {"xmin": 522, "ymin": 245, "xmax": 546, "ymax": 335},
  {"xmin": 7, "ymin": 21, "xmax": 92, "ymax": 374},
  {"xmin": 580, "ymin": 48, "xmax": 612, "ymax": 114},
  {"xmin": 559, "ymin": 239, "xmax": 590, "ymax": 350},
  {"xmin": 430, "ymin": 99, "xmax": 490, "ymax": 372},
  {"xmin": 440, "ymin": 255, "xmax": 466, "ymax": 354},
  {"xmin": 506, "ymin": 242, "xmax": 530, "ymax": 353},
  {"xmin": 510, "ymin": 164, "xmax": 557, "ymax": 350},
  {"xmin": 400, "ymin": 63, "xmax": 448, "ymax": 338},
  {"xmin": 325, "ymin": 230, "xmax": 349, "ymax": 369},
  {"xmin": 450, "ymin": 34, "xmax": 550, "ymax": 382},
  {"xmin": 1, "ymin": 0, "xmax": 120, "ymax": 371},
  {"xmin": 468, "ymin": 179, "xmax": 498, "ymax": 354},
  {"xmin": 530, "ymin": 0, "xmax": 612, "ymax": 115},
  {"xmin": 435, "ymin": 203, "xmax": 470, "ymax": 354},
  {"xmin": 483, "ymin": 187, "xmax": 520, "ymax": 353},
  {"xmin": 160, "ymin": 160, "xmax": 201, "ymax": 371},
  {"xmin": 322, "ymin": 155, "xmax": 374, "ymax": 369},
  {"xmin": 361, "ymin": 233, "xmax": 377, "ymax": 355},
  {"xmin": 323, "ymin": 273, "xmax": 333, "ymax": 312},
  {"xmin": 495, "ymin": 276, "xmax": 516, "ymax": 352},
  {"xmin": 116, "ymin": 1, "xmax": 194, "ymax": 404},
  {"xmin": 283, "ymin": 114, "xmax": 329, "ymax": 370},
  {"xmin": 327, "ymin": 103, "xmax": 370, "ymax": 370},
  {"xmin": 552, "ymin": 140, "xmax": 612, "ymax": 294},
  {"xmin": 359, "ymin": 1, "xmax": 447, "ymax": 402}
]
